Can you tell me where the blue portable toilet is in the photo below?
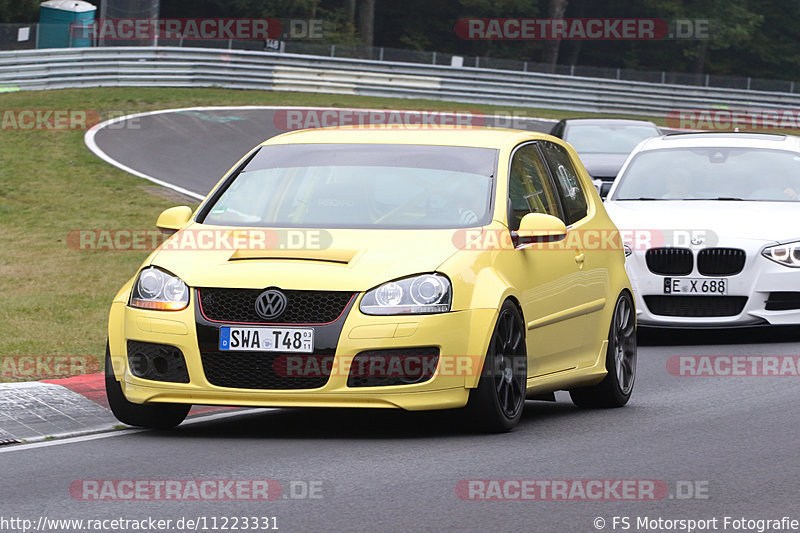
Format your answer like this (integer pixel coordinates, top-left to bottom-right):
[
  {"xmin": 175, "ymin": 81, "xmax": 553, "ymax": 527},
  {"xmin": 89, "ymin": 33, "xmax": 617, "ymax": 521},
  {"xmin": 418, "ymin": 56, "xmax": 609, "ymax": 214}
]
[{"xmin": 38, "ymin": 0, "xmax": 97, "ymax": 49}]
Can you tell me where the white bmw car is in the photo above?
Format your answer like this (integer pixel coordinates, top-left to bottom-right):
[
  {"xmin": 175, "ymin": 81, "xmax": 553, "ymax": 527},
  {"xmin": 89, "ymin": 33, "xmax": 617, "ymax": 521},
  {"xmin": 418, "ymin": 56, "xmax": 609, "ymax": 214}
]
[{"xmin": 605, "ymin": 132, "xmax": 800, "ymax": 327}]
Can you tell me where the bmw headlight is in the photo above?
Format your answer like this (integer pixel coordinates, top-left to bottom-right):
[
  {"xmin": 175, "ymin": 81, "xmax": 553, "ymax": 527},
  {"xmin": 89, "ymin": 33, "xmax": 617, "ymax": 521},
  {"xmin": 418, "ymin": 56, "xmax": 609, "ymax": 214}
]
[
  {"xmin": 130, "ymin": 267, "xmax": 190, "ymax": 310},
  {"xmin": 762, "ymin": 241, "xmax": 800, "ymax": 268},
  {"xmin": 360, "ymin": 274, "xmax": 451, "ymax": 315}
]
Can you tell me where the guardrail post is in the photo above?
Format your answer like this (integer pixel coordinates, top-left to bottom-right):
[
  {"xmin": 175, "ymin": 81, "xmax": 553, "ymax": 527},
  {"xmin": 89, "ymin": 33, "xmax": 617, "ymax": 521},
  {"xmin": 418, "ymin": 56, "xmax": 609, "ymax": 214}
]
[
  {"xmin": 475, "ymin": 56, "xmax": 480, "ymax": 68},
  {"xmin": 523, "ymin": 61, "xmax": 527, "ymax": 72},
  {"xmin": 746, "ymin": 77, "xmax": 751, "ymax": 90},
  {"xmin": 661, "ymin": 71, "xmax": 665, "ymax": 83},
  {"xmin": 570, "ymin": 65, "xmax": 575, "ymax": 76},
  {"xmin": 791, "ymin": 81, "xmax": 795, "ymax": 93},
  {"xmin": 705, "ymin": 73, "xmax": 710, "ymax": 87},
  {"xmin": 616, "ymin": 68, "xmax": 620, "ymax": 80},
  {"xmin": 432, "ymin": 51, "xmax": 436, "ymax": 64},
  {"xmin": 227, "ymin": 38, "xmax": 232, "ymax": 50},
  {"xmin": 379, "ymin": 47, "xmax": 384, "ymax": 61},
  {"xmin": 330, "ymin": 45, "xmax": 335, "ymax": 57}
]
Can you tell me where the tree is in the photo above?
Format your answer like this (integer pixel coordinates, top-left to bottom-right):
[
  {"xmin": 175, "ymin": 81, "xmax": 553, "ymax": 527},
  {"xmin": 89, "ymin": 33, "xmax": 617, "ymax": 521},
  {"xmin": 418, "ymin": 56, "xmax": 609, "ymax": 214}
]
[
  {"xmin": 357, "ymin": 0, "xmax": 375, "ymax": 47},
  {"xmin": 540, "ymin": 0, "xmax": 568, "ymax": 72}
]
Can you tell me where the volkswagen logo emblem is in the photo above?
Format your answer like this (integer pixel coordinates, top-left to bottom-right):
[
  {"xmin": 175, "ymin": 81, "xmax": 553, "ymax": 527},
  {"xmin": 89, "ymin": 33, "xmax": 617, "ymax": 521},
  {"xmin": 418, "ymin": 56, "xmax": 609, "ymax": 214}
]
[{"xmin": 254, "ymin": 289, "xmax": 287, "ymax": 320}]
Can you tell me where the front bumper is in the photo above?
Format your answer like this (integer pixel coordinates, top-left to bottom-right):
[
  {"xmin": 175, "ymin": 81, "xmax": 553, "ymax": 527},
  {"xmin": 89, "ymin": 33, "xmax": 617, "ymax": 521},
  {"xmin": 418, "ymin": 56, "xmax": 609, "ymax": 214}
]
[
  {"xmin": 626, "ymin": 247, "xmax": 800, "ymax": 327},
  {"xmin": 108, "ymin": 296, "xmax": 497, "ymax": 411}
]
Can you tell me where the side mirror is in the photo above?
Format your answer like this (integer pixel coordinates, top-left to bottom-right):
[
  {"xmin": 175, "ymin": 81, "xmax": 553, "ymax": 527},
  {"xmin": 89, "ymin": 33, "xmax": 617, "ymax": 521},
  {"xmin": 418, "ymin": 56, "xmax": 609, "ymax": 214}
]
[
  {"xmin": 514, "ymin": 213, "xmax": 567, "ymax": 248},
  {"xmin": 600, "ymin": 181, "xmax": 613, "ymax": 198},
  {"xmin": 156, "ymin": 206, "xmax": 193, "ymax": 234}
]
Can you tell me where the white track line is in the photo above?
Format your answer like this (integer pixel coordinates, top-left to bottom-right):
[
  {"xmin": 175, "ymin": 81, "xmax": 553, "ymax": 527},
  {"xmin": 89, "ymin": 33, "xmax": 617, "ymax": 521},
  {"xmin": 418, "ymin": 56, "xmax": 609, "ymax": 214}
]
[{"xmin": 84, "ymin": 105, "xmax": 557, "ymax": 200}]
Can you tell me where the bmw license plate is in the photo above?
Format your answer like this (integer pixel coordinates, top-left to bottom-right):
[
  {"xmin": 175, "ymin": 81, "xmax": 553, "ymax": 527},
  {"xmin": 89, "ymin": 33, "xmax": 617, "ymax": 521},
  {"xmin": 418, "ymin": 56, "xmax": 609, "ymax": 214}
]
[
  {"xmin": 219, "ymin": 327, "xmax": 314, "ymax": 353},
  {"xmin": 663, "ymin": 277, "xmax": 728, "ymax": 295}
]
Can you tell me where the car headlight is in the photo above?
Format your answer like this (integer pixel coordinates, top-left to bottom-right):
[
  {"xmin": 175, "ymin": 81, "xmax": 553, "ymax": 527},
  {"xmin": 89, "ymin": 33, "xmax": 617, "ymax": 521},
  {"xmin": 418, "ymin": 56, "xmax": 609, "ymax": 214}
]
[
  {"xmin": 129, "ymin": 267, "xmax": 190, "ymax": 310},
  {"xmin": 360, "ymin": 274, "xmax": 451, "ymax": 315},
  {"xmin": 762, "ymin": 241, "xmax": 800, "ymax": 268}
]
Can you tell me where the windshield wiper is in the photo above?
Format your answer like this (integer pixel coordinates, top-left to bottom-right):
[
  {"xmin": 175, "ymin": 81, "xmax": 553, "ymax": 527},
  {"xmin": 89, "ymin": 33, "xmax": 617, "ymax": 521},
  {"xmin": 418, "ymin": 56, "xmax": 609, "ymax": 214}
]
[
  {"xmin": 618, "ymin": 197, "xmax": 658, "ymax": 200},
  {"xmin": 685, "ymin": 197, "xmax": 743, "ymax": 201}
]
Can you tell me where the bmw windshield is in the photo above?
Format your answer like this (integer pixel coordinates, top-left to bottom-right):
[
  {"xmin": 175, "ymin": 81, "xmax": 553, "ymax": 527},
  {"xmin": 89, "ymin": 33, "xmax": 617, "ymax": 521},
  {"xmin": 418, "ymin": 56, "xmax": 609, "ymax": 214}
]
[
  {"xmin": 199, "ymin": 143, "xmax": 497, "ymax": 229},
  {"xmin": 612, "ymin": 147, "xmax": 800, "ymax": 201}
]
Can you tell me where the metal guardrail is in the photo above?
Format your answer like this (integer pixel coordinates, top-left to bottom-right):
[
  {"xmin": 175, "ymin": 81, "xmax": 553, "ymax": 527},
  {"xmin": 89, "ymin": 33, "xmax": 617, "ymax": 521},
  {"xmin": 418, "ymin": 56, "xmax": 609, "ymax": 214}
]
[{"xmin": 1, "ymin": 46, "xmax": 799, "ymax": 116}]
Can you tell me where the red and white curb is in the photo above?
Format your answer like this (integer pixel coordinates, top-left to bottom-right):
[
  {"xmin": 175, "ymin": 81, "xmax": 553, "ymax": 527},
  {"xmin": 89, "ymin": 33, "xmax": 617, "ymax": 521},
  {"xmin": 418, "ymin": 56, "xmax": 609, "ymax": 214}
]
[{"xmin": 0, "ymin": 374, "xmax": 235, "ymax": 446}]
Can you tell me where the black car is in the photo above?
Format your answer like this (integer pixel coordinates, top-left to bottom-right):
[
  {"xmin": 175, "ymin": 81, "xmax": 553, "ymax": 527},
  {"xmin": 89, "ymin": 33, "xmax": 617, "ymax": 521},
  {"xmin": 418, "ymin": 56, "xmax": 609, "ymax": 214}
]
[{"xmin": 550, "ymin": 118, "xmax": 662, "ymax": 197}]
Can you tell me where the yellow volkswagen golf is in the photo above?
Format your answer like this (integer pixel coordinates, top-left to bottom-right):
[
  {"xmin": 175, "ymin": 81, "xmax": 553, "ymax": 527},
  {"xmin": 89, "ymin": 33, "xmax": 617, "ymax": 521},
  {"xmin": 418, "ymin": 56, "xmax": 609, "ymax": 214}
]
[{"xmin": 106, "ymin": 126, "xmax": 636, "ymax": 432}]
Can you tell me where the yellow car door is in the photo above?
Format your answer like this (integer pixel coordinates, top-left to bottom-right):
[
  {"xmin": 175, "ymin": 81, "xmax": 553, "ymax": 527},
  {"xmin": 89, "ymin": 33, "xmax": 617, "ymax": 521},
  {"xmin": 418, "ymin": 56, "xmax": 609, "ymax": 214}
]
[{"xmin": 495, "ymin": 142, "xmax": 589, "ymax": 378}]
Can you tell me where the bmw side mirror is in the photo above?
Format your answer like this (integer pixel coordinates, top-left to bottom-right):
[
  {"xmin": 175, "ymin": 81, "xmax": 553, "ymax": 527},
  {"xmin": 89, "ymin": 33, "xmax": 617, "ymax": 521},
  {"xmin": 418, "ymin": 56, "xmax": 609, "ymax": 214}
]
[
  {"xmin": 156, "ymin": 206, "xmax": 193, "ymax": 235},
  {"xmin": 513, "ymin": 213, "xmax": 568, "ymax": 249}
]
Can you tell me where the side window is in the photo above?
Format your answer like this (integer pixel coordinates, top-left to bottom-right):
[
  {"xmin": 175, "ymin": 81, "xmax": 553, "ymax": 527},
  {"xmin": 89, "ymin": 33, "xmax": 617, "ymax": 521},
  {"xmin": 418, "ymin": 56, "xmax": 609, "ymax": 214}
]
[
  {"xmin": 539, "ymin": 141, "xmax": 589, "ymax": 225},
  {"xmin": 507, "ymin": 144, "xmax": 561, "ymax": 230}
]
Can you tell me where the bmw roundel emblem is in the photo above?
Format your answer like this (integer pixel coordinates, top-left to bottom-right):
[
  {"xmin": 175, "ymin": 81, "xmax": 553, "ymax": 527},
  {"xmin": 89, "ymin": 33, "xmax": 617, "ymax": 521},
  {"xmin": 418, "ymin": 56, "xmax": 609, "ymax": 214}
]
[{"xmin": 254, "ymin": 289, "xmax": 287, "ymax": 320}]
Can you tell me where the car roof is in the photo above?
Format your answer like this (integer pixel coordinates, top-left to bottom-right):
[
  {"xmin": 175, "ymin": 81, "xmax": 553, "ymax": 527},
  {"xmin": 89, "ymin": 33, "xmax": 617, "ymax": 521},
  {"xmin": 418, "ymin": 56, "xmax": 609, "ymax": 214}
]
[
  {"xmin": 261, "ymin": 125, "xmax": 557, "ymax": 148},
  {"xmin": 561, "ymin": 118, "xmax": 659, "ymax": 127},
  {"xmin": 633, "ymin": 131, "xmax": 800, "ymax": 152}
]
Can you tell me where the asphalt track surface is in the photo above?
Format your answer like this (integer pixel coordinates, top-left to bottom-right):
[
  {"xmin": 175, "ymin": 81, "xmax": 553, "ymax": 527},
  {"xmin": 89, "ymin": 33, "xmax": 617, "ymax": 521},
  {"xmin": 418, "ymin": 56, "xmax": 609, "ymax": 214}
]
[
  {"xmin": 4, "ymin": 107, "xmax": 796, "ymax": 532},
  {"xmin": 87, "ymin": 107, "xmax": 558, "ymax": 197}
]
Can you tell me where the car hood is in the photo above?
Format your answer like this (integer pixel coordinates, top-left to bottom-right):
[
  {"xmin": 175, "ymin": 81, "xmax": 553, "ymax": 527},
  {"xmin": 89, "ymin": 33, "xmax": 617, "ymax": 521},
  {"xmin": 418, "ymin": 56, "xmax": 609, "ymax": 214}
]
[
  {"xmin": 603, "ymin": 200, "xmax": 800, "ymax": 246},
  {"xmin": 147, "ymin": 224, "xmax": 476, "ymax": 291},
  {"xmin": 576, "ymin": 153, "xmax": 628, "ymax": 180}
]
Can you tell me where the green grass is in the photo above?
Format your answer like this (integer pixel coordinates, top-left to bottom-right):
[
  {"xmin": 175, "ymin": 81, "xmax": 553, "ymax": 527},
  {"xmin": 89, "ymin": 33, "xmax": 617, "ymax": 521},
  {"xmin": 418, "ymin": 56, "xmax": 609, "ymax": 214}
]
[{"xmin": 0, "ymin": 86, "xmax": 670, "ymax": 382}]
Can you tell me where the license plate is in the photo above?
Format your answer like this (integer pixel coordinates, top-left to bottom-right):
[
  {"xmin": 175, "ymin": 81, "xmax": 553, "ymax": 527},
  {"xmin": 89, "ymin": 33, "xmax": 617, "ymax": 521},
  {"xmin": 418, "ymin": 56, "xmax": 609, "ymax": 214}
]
[
  {"xmin": 219, "ymin": 327, "xmax": 314, "ymax": 353},
  {"xmin": 663, "ymin": 277, "xmax": 728, "ymax": 295}
]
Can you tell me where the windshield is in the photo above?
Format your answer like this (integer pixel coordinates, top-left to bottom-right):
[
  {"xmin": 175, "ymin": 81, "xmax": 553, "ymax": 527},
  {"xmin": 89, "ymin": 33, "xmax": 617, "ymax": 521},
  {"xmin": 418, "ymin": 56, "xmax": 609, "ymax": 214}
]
[
  {"xmin": 565, "ymin": 124, "xmax": 660, "ymax": 154},
  {"xmin": 612, "ymin": 147, "xmax": 800, "ymax": 201},
  {"xmin": 199, "ymin": 143, "xmax": 497, "ymax": 229}
]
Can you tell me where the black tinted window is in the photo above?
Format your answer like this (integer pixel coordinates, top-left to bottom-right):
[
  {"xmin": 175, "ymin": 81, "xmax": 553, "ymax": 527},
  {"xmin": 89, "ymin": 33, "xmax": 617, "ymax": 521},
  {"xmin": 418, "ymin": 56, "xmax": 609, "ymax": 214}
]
[
  {"xmin": 507, "ymin": 144, "xmax": 561, "ymax": 230},
  {"xmin": 540, "ymin": 141, "xmax": 589, "ymax": 225}
]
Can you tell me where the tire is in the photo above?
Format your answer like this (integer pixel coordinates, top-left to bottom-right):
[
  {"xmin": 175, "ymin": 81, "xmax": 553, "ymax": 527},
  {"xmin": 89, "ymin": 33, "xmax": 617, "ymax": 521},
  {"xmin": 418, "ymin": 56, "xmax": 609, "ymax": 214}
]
[
  {"xmin": 465, "ymin": 300, "xmax": 528, "ymax": 432},
  {"xmin": 569, "ymin": 292, "xmax": 637, "ymax": 408},
  {"xmin": 105, "ymin": 343, "xmax": 190, "ymax": 429}
]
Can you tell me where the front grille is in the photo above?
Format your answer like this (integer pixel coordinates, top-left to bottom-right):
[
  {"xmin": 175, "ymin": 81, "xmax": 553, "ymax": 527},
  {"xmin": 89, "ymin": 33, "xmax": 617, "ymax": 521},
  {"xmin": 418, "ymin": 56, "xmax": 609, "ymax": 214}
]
[
  {"xmin": 127, "ymin": 341, "xmax": 189, "ymax": 383},
  {"xmin": 765, "ymin": 292, "xmax": 800, "ymax": 311},
  {"xmin": 644, "ymin": 296, "xmax": 748, "ymax": 317},
  {"xmin": 201, "ymin": 350, "xmax": 334, "ymax": 389},
  {"xmin": 348, "ymin": 347, "xmax": 440, "ymax": 388},
  {"xmin": 197, "ymin": 288, "xmax": 354, "ymax": 324},
  {"xmin": 697, "ymin": 248, "xmax": 746, "ymax": 276},
  {"xmin": 646, "ymin": 248, "xmax": 693, "ymax": 276}
]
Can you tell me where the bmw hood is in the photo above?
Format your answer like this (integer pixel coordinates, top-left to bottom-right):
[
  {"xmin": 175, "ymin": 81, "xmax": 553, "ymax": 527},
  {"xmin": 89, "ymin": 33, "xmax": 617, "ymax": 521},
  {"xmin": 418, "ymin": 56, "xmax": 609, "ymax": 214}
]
[
  {"xmin": 604, "ymin": 200, "xmax": 800, "ymax": 246},
  {"xmin": 146, "ymin": 224, "xmax": 478, "ymax": 291}
]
